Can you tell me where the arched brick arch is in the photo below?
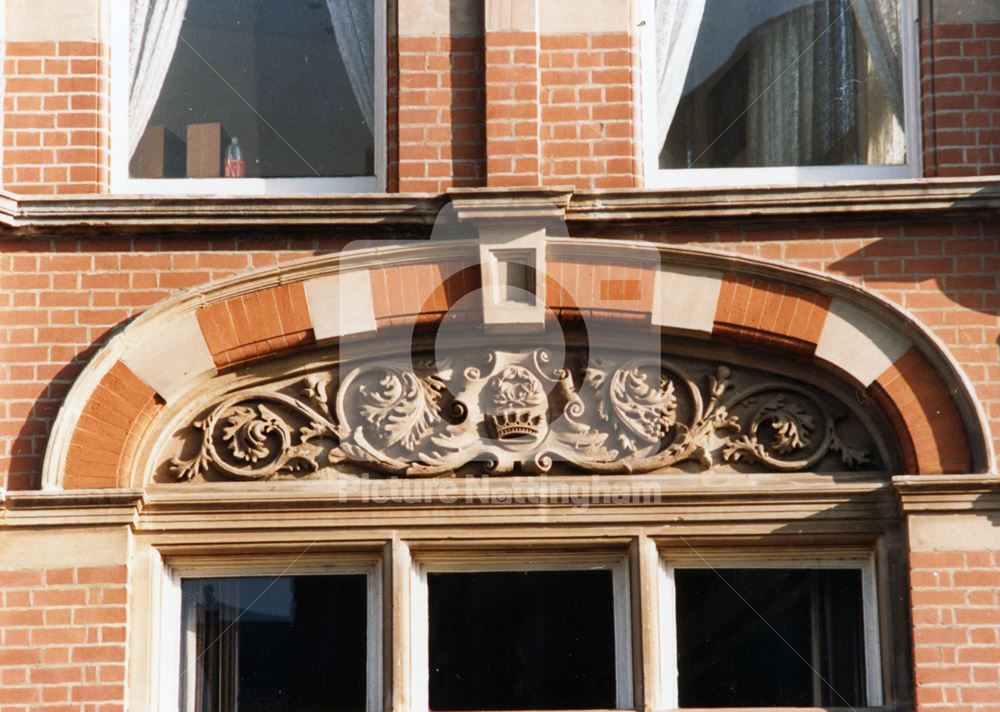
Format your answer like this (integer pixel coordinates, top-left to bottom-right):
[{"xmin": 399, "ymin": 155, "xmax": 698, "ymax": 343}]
[{"xmin": 44, "ymin": 240, "xmax": 989, "ymax": 489}]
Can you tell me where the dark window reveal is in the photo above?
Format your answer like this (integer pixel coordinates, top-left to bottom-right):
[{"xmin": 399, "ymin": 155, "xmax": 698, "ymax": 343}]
[
  {"xmin": 180, "ymin": 575, "xmax": 368, "ymax": 712},
  {"xmin": 131, "ymin": 0, "xmax": 374, "ymax": 179},
  {"xmin": 675, "ymin": 568, "xmax": 867, "ymax": 708},
  {"xmin": 428, "ymin": 570, "xmax": 618, "ymax": 710}
]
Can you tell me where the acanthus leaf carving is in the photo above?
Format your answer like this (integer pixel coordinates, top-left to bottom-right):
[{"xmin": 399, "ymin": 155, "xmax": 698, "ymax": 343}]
[{"xmin": 165, "ymin": 350, "xmax": 881, "ymax": 482}]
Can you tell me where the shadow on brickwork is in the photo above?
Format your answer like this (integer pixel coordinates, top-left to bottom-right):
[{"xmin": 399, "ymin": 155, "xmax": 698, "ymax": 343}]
[{"xmin": 827, "ymin": 220, "xmax": 1000, "ymax": 355}]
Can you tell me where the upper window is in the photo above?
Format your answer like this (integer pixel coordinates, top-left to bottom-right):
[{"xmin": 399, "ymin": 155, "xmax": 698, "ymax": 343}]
[
  {"xmin": 113, "ymin": 0, "xmax": 384, "ymax": 194},
  {"xmin": 645, "ymin": 0, "xmax": 918, "ymax": 186}
]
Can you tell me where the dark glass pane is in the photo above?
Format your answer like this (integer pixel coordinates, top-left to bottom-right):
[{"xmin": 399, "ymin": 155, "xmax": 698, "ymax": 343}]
[
  {"xmin": 675, "ymin": 568, "xmax": 866, "ymax": 708},
  {"xmin": 181, "ymin": 575, "xmax": 367, "ymax": 712},
  {"xmin": 132, "ymin": 0, "xmax": 373, "ymax": 179},
  {"xmin": 658, "ymin": 0, "xmax": 905, "ymax": 169},
  {"xmin": 428, "ymin": 570, "xmax": 618, "ymax": 710}
]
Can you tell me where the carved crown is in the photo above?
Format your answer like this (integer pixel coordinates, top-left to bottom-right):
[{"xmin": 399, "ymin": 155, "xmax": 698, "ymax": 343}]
[
  {"xmin": 489, "ymin": 409, "xmax": 544, "ymax": 440},
  {"xmin": 485, "ymin": 365, "xmax": 548, "ymax": 442}
]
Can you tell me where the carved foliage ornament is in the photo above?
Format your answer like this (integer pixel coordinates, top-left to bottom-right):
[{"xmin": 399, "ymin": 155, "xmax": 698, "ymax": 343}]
[{"xmin": 167, "ymin": 350, "xmax": 879, "ymax": 481}]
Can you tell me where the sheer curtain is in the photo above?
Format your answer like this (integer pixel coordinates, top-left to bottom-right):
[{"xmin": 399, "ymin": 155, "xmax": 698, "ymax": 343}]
[
  {"xmin": 854, "ymin": 0, "xmax": 905, "ymax": 163},
  {"xmin": 745, "ymin": 0, "xmax": 904, "ymax": 166},
  {"xmin": 655, "ymin": 0, "xmax": 706, "ymax": 151},
  {"xmin": 325, "ymin": 0, "xmax": 375, "ymax": 130},
  {"xmin": 129, "ymin": 0, "xmax": 189, "ymax": 156},
  {"xmin": 745, "ymin": 0, "xmax": 855, "ymax": 166},
  {"xmin": 659, "ymin": 0, "xmax": 906, "ymax": 168}
]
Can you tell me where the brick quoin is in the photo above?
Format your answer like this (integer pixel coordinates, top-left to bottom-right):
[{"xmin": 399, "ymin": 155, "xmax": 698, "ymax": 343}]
[
  {"xmin": 0, "ymin": 565, "xmax": 126, "ymax": 711},
  {"xmin": 2, "ymin": 41, "xmax": 110, "ymax": 195}
]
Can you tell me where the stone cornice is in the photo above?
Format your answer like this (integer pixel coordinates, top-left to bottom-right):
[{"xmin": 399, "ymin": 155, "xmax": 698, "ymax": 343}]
[
  {"xmin": 892, "ymin": 474, "xmax": 1000, "ymax": 513},
  {"xmin": 0, "ymin": 489, "xmax": 142, "ymax": 527},
  {"xmin": 567, "ymin": 177, "xmax": 1000, "ymax": 225},
  {"xmin": 0, "ymin": 178, "xmax": 997, "ymax": 236},
  {"xmin": 0, "ymin": 476, "xmax": 901, "ymax": 531}
]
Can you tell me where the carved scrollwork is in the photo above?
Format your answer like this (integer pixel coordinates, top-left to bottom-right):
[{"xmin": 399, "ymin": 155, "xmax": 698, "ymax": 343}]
[{"xmin": 167, "ymin": 349, "xmax": 880, "ymax": 481}]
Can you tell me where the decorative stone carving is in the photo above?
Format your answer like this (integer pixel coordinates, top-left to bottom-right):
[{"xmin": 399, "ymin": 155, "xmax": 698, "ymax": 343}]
[{"xmin": 166, "ymin": 349, "xmax": 881, "ymax": 481}]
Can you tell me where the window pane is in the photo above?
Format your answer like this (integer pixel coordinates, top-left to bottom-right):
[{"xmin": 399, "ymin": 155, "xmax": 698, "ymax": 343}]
[
  {"xmin": 180, "ymin": 575, "xmax": 368, "ymax": 712},
  {"xmin": 656, "ymin": 0, "xmax": 905, "ymax": 169},
  {"xmin": 674, "ymin": 568, "xmax": 866, "ymax": 708},
  {"xmin": 428, "ymin": 570, "xmax": 618, "ymax": 710},
  {"xmin": 131, "ymin": 0, "xmax": 374, "ymax": 179}
]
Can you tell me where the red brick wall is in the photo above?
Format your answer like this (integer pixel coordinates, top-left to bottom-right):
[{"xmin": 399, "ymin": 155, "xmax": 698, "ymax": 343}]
[
  {"xmin": 1, "ymin": 41, "xmax": 109, "ymax": 195},
  {"xmin": 539, "ymin": 34, "xmax": 638, "ymax": 189},
  {"xmin": 910, "ymin": 551, "xmax": 1000, "ymax": 711},
  {"xmin": 921, "ymin": 22, "xmax": 1000, "ymax": 177},
  {"xmin": 483, "ymin": 31, "xmax": 640, "ymax": 189},
  {"xmin": 1, "ymin": 221, "xmax": 996, "ymax": 490},
  {"xmin": 0, "ymin": 565, "xmax": 127, "ymax": 710},
  {"xmin": 485, "ymin": 30, "xmax": 540, "ymax": 187},
  {"xmin": 392, "ymin": 36, "xmax": 485, "ymax": 192}
]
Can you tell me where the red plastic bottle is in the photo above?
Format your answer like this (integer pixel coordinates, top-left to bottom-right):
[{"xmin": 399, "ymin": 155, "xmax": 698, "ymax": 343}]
[{"xmin": 225, "ymin": 137, "xmax": 245, "ymax": 177}]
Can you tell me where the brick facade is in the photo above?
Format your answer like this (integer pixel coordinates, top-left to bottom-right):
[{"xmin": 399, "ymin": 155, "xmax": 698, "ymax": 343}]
[
  {"xmin": 1, "ymin": 0, "xmax": 999, "ymax": 710},
  {"xmin": 0, "ymin": 565, "xmax": 127, "ymax": 711},
  {"xmin": 539, "ymin": 33, "xmax": 638, "ymax": 189},
  {"xmin": 911, "ymin": 551, "xmax": 1000, "ymax": 710},
  {"xmin": 1, "ymin": 41, "xmax": 109, "ymax": 195},
  {"xmin": 393, "ymin": 35, "xmax": 486, "ymax": 192},
  {"xmin": 921, "ymin": 21, "xmax": 1000, "ymax": 177}
]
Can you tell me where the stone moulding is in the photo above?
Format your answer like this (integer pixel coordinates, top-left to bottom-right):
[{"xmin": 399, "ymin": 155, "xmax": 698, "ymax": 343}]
[
  {"xmin": 164, "ymin": 348, "xmax": 884, "ymax": 482},
  {"xmin": 1, "ymin": 178, "xmax": 999, "ymax": 234}
]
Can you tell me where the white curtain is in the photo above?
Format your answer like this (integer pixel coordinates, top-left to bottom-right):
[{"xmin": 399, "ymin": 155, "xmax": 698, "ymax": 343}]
[
  {"xmin": 325, "ymin": 0, "xmax": 375, "ymax": 130},
  {"xmin": 854, "ymin": 0, "xmax": 902, "ymax": 120},
  {"xmin": 746, "ymin": 1, "xmax": 854, "ymax": 166},
  {"xmin": 854, "ymin": 0, "xmax": 905, "ymax": 164},
  {"xmin": 129, "ymin": 0, "xmax": 189, "ymax": 156},
  {"xmin": 654, "ymin": 0, "xmax": 706, "ymax": 151}
]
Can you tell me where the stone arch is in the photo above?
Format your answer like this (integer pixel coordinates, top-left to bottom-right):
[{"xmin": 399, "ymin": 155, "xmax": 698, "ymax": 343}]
[{"xmin": 42, "ymin": 238, "xmax": 992, "ymax": 489}]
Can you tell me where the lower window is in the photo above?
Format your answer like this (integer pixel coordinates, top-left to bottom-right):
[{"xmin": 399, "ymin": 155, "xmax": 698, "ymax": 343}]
[
  {"xmin": 180, "ymin": 574, "xmax": 372, "ymax": 712},
  {"xmin": 412, "ymin": 555, "xmax": 634, "ymax": 711},
  {"xmin": 663, "ymin": 559, "xmax": 882, "ymax": 709}
]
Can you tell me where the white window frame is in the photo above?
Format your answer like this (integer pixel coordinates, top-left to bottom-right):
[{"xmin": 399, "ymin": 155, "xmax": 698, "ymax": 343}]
[
  {"xmin": 409, "ymin": 551, "xmax": 635, "ymax": 712},
  {"xmin": 637, "ymin": 0, "xmax": 922, "ymax": 188},
  {"xmin": 155, "ymin": 554, "xmax": 384, "ymax": 712},
  {"xmin": 658, "ymin": 553, "xmax": 884, "ymax": 710},
  {"xmin": 109, "ymin": 1, "xmax": 387, "ymax": 195}
]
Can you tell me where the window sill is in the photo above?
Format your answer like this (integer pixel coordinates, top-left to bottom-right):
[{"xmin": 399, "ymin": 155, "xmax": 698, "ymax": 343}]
[
  {"xmin": 0, "ymin": 178, "xmax": 997, "ymax": 235},
  {"xmin": 112, "ymin": 175, "xmax": 379, "ymax": 196},
  {"xmin": 646, "ymin": 164, "xmax": 914, "ymax": 190}
]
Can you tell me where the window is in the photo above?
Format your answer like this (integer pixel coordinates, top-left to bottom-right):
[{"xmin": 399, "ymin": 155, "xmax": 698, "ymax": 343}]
[
  {"xmin": 410, "ymin": 554, "xmax": 634, "ymax": 712},
  {"xmin": 660, "ymin": 556, "xmax": 883, "ymax": 709},
  {"xmin": 112, "ymin": 0, "xmax": 385, "ymax": 194},
  {"xmin": 181, "ymin": 575, "xmax": 368, "ymax": 711},
  {"xmin": 156, "ymin": 557, "xmax": 383, "ymax": 712},
  {"xmin": 643, "ymin": 0, "xmax": 920, "ymax": 186},
  {"xmin": 153, "ymin": 549, "xmax": 887, "ymax": 711}
]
